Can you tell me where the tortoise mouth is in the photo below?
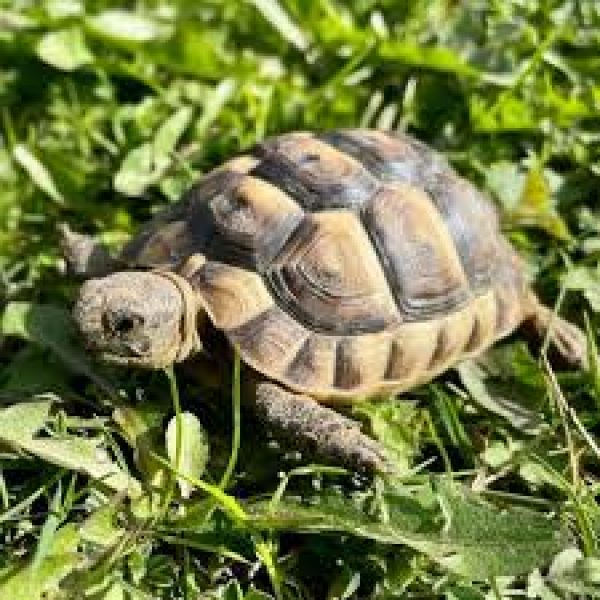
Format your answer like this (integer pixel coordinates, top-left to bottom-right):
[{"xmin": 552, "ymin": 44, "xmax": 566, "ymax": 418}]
[{"xmin": 98, "ymin": 348, "xmax": 176, "ymax": 368}]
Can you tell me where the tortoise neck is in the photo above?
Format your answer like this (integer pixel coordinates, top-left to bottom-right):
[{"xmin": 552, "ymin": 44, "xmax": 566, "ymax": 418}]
[{"xmin": 151, "ymin": 268, "xmax": 201, "ymax": 362}]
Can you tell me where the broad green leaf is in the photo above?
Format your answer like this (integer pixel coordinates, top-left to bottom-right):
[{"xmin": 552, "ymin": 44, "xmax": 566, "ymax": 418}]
[
  {"xmin": 1, "ymin": 302, "xmax": 112, "ymax": 393},
  {"xmin": 1, "ymin": 347, "xmax": 71, "ymax": 392},
  {"xmin": 13, "ymin": 144, "xmax": 64, "ymax": 204},
  {"xmin": 44, "ymin": 0, "xmax": 83, "ymax": 19},
  {"xmin": 25, "ymin": 436, "xmax": 141, "ymax": 496},
  {"xmin": 195, "ymin": 79, "xmax": 236, "ymax": 137},
  {"xmin": 353, "ymin": 397, "xmax": 419, "ymax": 474},
  {"xmin": 511, "ymin": 167, "xmax": 571, "ymax": 240},
  {"xmin": 0, "ymin": 10, "xmax": 36, "ymax": 30},
  {"xmin": 35, "ymin": 27, "xmax": 93, "ymax": 71},
  {"xmin": 114, "ymin": 401, "xmax": 171, "ymax": 490},
  {"xmin": 153, "ymin": 106, "xmax": 193, "ymax": 171},
  {"xmin": 0, "ymin": 397, "xmax": 139, "ymax": 496},
  {"xmin": 247, "ymin": 479, "xmax": 568, "ymax": 579},
  {"xmin": 114, "ymin": 106, "xmax": 192, "ymax": 195},
  {"xmin": 457, "ymin": 355, "xmax": 545, "ymax": 433},
  {"xmin": 0, "ymin": 400, "xmax": 51, "ymax": 445},
  {"xmin": 470, "ymin": 96, "xmax": 538, "ymax": 132},
  {"xmin": 0, "ymin": 524, "xmax": 81, "ymax": 600},
  {"xmin": 486, "ymin": 162, "xmax": 571, "ymax": 240},
  {"xmin": 429, "ymin": 481, "xmax": 566, "ymax": 577},
  {"xmin": 113, "ymin": 142, "xmax": 153, "ymax": 196},
  {"xmin": 564, "ymin": 266, "xmax": 600, "ymax": 312},
  {"xmin": 87, "ymin": 10, "xmax": 169, "ymax": 43},
  {"xmin": 166, "ymin": 411, "xmax": 209, "ymax": 498},
  {"xmin": 0, "ymin": 428, "xmax": 140, "ymax": 497},
  {"xmin": 79, "ymin": 502, "xmax": 125, "ymax": 548}
]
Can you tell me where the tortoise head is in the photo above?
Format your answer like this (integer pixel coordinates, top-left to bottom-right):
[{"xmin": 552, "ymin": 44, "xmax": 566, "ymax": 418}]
[{"xmin": 74, "ymin": 270, "xmax": 200, "ymax": 368}]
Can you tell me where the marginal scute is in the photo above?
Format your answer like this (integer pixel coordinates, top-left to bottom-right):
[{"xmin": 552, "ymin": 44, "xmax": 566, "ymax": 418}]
[
  {"xmin": 382, "ymin": 289, "xmax": 499, "ymax": 391},
  {"xmin": 429, "ymin": 327, "xmax": 452, "ymax": 369},
  {"xmin": 426, "ymin": 306, "xmax": 473, "ymax": 371},
  {"xmin": 321, "ymin": 129, "xmax": 447, "ymax": 184},
  {"xmin": 266, "ymin": 210, "xmax": 400, "ymax": 334},
  {"xmin": 252, "ymin": 133, "xmax": 378, "ymax": 210},
  {"xmin": 363, "ymin": 183, "xmax": 470, "ymax": 319},
  {"xmin": 285, "ymin": 334, "xmax": 337, "ymax": 391},
  {"xmin": 219, "ymin": 155, "xmax": 261, "ymax": 174},
  {"xmin": 464, "ymin": 292, "xmax": 497, "ymax": 354},
  {"xmin": 228, "ymin": 305, "xmax": 310, "ymax": 377},
  {"xmin": 384, "ymin": 320, "xmax": 438, "ymax": 384},
  {"xmin": 334, "ymin": 334, "xmax": 391, "ymax": 390},
  {"xmin": 190, "ymin": 261, "xmax": 274, "ymax": 331}
]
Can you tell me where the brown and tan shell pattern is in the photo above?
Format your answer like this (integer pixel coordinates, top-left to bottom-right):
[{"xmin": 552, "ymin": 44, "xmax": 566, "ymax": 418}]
[{"xmin": 122, "ymin": 129, "xmax": 530, "ymax": 400}]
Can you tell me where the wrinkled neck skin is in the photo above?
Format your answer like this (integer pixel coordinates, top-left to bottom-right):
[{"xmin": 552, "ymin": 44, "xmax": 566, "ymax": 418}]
[{"xmin": 151, "ymin": 269, "xmax": 202, "ymax": 363}]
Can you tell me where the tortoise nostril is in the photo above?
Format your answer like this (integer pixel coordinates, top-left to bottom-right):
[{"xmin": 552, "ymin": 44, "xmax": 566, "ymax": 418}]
[
  {"xmin": 115, "ymin": 316, "xmax": 135, "ymax": 334},
  {"xmin": 103, "ymin": 310, "xmax": 143, "ymax": 335}
]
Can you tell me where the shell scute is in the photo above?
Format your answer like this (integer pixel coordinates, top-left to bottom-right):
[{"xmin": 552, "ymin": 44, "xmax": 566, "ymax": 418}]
[
  {"xmin": 425, "ymin": 172, "xmax": 500, "ymax": 291},
  {"xmin": 363, "ymin": 183, "xmax": 470, "ymax": 319},
  {"xmin": 252, "ymin": 133, "xmax": 378, "ymax": 210},
  {"xmin": 208, "ymin": 175, "xmax": 304, "ymax": 269},
  {"xmin": 320, "ymin": 129, "xmax": 447, "ymax": 184},
  {"xmin": 265, "ymin": 210, "xmax": 400, "ymax": 334}
]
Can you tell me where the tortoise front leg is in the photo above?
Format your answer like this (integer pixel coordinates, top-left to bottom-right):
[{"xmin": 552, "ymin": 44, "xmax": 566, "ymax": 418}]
[
  {"xmin": 254, "ymin": 382, "xmax": 390, "ymax": 474},
  {"xmin": 523, "ymin": 293, "xmax": 587, "ymax": 368},
  {"xmin": 58, "ymin": 223, "xmax": 117, "ymax": 278}
]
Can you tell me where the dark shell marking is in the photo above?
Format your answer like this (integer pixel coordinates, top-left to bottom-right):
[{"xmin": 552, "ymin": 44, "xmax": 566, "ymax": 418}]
[
  {"xmin": 121, "ymin": 129, "xmax": 528, "ymax": 397},
  {"xmin": 252, "ymin": 133, "xmax": 378, "ymax": 211}
]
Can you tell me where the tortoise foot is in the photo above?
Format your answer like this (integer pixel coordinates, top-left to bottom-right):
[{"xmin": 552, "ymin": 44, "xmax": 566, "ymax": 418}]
[
  {"xmin": 254, "ymin": 382, "xmax": 390, "ymax": 474},
  {"xmin": 527, "ymin": 298, "xmax": 588, "ymax": 369}
]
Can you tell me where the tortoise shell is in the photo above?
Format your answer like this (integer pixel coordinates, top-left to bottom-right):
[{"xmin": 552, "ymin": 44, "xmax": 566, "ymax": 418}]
[{"xmin": 121, "ymin": 129, "xmax": 529, "ymax": 399}]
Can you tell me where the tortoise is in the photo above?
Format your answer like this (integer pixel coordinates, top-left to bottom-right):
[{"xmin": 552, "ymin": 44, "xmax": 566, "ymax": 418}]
[{"xmin": 63, "ymin": 129, "xmax": 587, "ymax": 473}]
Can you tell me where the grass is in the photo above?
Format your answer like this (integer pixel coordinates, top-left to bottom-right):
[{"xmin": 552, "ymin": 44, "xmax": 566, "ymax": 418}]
[{"xmin": 1, "ymin": 0, "xmax": 600, "ymax": 598}]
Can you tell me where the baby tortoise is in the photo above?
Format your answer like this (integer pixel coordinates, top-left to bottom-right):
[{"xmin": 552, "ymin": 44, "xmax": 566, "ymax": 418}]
[{"xmin": 64, "ymin": 129, "xmax": 587, "ymax": 473}]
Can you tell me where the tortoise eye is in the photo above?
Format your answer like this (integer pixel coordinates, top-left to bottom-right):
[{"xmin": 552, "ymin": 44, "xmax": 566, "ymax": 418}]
[{"xmin": 300, "ymin": 152, "xmax": 320, "ymax": 164}]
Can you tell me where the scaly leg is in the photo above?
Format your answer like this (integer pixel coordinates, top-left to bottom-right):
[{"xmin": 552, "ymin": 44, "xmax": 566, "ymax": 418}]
[
  {"xmin": 524, "ymin": 293, "xmax": 587, "ymax": 368},
  {"xmin": 254, "ymin": 382, "xmax": 390, "ymax": 474},
  {"xmin": 58, "ymin": 223, "xmax": 117, "ymax": 278}
]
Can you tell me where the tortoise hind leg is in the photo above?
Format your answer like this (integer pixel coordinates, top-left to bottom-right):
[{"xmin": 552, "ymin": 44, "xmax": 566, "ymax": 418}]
[
  {"xmin": 522, "ymin": 293, "xmax": 587, "ymax": 368},
  {"xmin": 254, "ymin": 382, "xmax": 390, "ymax": 474}
]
